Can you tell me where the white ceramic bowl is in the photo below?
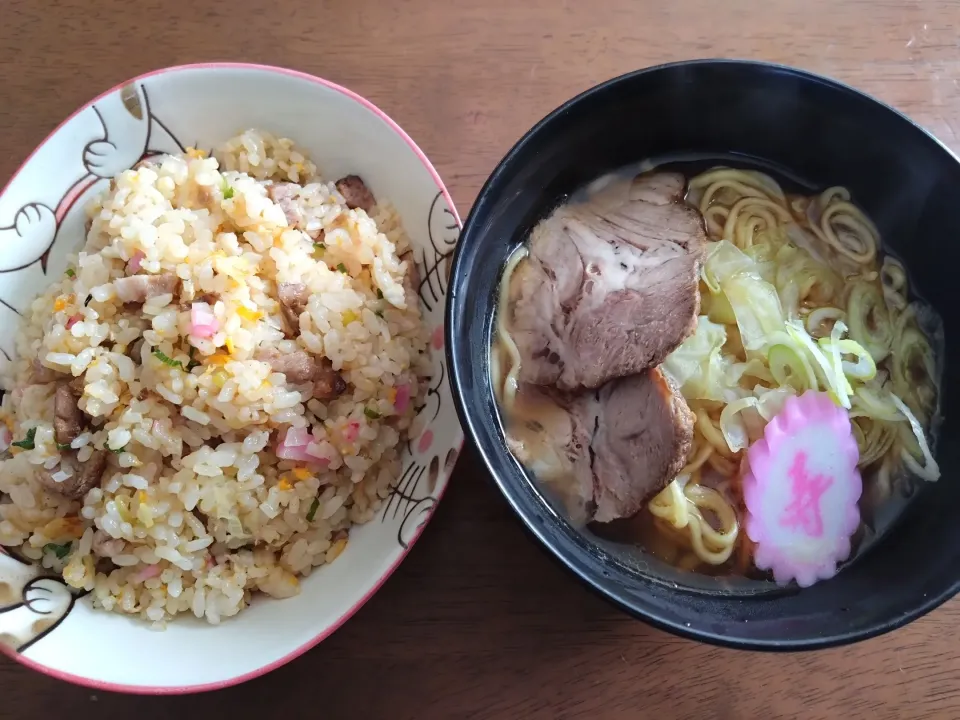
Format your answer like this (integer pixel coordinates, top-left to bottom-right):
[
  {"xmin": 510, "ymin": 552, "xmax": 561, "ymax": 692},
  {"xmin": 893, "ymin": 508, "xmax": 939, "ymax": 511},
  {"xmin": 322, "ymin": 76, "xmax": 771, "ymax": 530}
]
[{"xmin": 0, "ymin": 63, "xmax": 463, "ymax": 693}]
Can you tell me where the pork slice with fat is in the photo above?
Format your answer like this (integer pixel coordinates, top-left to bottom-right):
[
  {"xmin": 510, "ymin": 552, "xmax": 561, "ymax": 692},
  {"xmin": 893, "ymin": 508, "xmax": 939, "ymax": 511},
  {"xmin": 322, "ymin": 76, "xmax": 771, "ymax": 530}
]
[
  {"xmin": 509, "ymin": 172, "xmax": 705, "ymax": 391},
  {"xmin": 114, "ymin": 273, "xmax": 179, "ymax": 304},
  {"xmin": 277, "ymin": 282, "xmax": 310, "ymax": 336},
  {"xmin": 257, "ymin": 347, "xmax": 347, "ymax": 401},
  {"xmin": 36, "ymin": 449, "xmax": 109, "ymax": 500},
  {"xmin": 507, "ymin": 367, "xmax": 695, "ymax": 524}
]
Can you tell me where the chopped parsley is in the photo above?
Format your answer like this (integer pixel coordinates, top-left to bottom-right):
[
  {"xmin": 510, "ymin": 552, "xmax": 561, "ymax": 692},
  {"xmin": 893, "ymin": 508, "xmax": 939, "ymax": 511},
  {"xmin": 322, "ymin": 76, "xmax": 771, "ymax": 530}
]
[
  {"xmin": 306, "ymin": 497, "xmax": 320, "ymax": 522},
  {"xmin": 336, "ymin": 263, "xmax": 348, "ymax": 273},
  {"xmin": 152, "ymin": 349, "xmax": 184, "ymax": 370},
  {"xmin": 364, "ymin": 407, "xmax": 381, "ymax": 420},
  {"xmin": 65, "ymin": 268, "xmax": 76, "ymax": 278},
  {"xmin": 12, "ymin": 427, "xmax": 36, "ymax": 450},
  {"xmin": 106, "ymin": 445, "xmax": 126, "ymax": 455},
  {"xmin": 43, "ymin": 542, "xmax": 72, "ymax": 560},
  {"xmin": 221, "ymin": 178, "xmax": 234, "ymax": 200},
  {"xmin": 56, "ymin": 442, "xmax": 72, "ymax": 451}
]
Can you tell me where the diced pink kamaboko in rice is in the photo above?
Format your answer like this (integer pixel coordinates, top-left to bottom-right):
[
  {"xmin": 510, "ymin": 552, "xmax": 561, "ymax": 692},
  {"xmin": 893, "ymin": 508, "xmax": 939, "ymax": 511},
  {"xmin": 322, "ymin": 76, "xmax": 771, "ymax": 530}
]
[
  {"xmin": 276, "ymin": 427, "xmax": 332, "ymax": 464},
  {"xmin": 342, "ymin": 421, "xmax": 360, "ymax": 443},
  {"xmin": 190, "ymin": 302, "xmax": 219, "ymax": 338},
  {"xmin": 394, "ymin": 384, "xmax": 411, "ymax": 413},
  {"xmin": 133, "ymin": 564, "xmax": 162, "ymax": 582},
  {"xmin": 276, "ymin": 427, "xmax": 313, "ymax": 461},
  {"xmin": 128, "ymin": 250, "xmax": 145, "ymax": 273}
]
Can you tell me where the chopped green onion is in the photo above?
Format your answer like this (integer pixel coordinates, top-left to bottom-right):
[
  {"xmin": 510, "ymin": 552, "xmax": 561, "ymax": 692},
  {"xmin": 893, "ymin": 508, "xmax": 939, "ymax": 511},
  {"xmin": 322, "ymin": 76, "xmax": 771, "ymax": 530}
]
[
  {"xmin": 56, "ymin": 442, "xmax": 72, "ymax": 451},
  {"xmin": 12, "ymin": 428, "xmax": 36, "ymax": 450},
  {"xmin": 336, "ymin": 263, "xmax": 348, "ymax": 273},
  {"xmin": 221, "ymin": 178, "xmax": 234, "ymax": 200},
  {"xmin": 65, "ymin": 268, "xmax": 76, "ymax": 278},
  {"xmin": 314, "ymin": 242, "xmax": 326, "ymax": 250},
  {"xmin": 152, "ymin": 349, "xmax": 184, "ymax": 370},
  {"xmin": 768, "ymin": 343, "xmax": 816, "ymax": 392},
  {"xmin": 107, "ymin": 445, "xmax": 126, "ymax": 455},
  {"xmin": 43, "ymin": 542, "xmax": 72, "ymax": 560},
  {"xmin": 306, "ymin": 497, "xmax": 320, "ymax": 522},
  {"xmin": 364, "ymin": 407, "xmax": 381, "ymax": 419},
  {"xmin": 376, "ymin": 289, "xmax": 383, "ymax": 299}
]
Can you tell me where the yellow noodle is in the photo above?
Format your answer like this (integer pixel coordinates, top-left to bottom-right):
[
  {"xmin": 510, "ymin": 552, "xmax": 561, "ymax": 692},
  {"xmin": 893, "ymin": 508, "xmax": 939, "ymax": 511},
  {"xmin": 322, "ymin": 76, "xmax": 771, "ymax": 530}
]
[
  {"xmin": 686, "ymin": 485, "xmax": 738, "ymax": 547},
  {"xmin": 703, "ymin": 205, "xmax": 729, "ymax": 238},
  {"xmin": 649, "ymin": 478, "xmax": 691, "ymax": 528},
  {"xmin": 819, "ymin": 201, "xmax": 878, "ymax": 264},
  {"xmin": 489, "ymin": 347, "xmax": 502, "ymax": 401},
  {"xmin": 648, "ymin": 467, "xmax": 739, "ymax": 566},
  {"xmin": 695, "ymin": 408, "xmax": 734, "ymax": 458},
  {"xmin": 687, "ymin": 512, "xmax": 737, "ymax": 564},
  {"xmin": 736, "ymin": 215, "xmax": 766, "ymax": 250},
  {"xmin": 691, "ymin": 168, "xmax": 786, "ymax": 202},
  {"xmin": 707, "ymin": 451, "xmax": 738, "ymax": 477},
  {"xmin": 698, "ymin": 179, "xmax": 768, "ymax": 215},
  {"xmin": 494, "ymin": 247, "xmax": 528, "ymax": 410},
  {"xmin": 722, "ymin": 197, "xmax": 791, "ymax": 247},
  {"xmin": 804, "ymin": 188, "xmax": 879, "ymax": 265},
  {"xmin": 680, "ymin": 442, "xmax": 714, "ymax": 475},
  {"xmin": 819, "ymin": 186, "xmax": 849, "ymax": 206},
  {"xmin": 650, "ymin": 481, "xmax": 739, "ymax": 565},
  {"xmin": 654, "ymin": 515, "xmax": 694, "ymax": 545}
]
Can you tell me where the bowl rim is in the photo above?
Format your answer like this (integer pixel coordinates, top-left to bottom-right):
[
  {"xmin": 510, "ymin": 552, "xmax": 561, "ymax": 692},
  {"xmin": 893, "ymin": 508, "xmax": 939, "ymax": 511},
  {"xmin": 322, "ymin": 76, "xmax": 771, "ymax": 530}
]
[
  {"xmin": 0, "ymin": 61, "xmax": 462, "ymax": 694},
  {"xmin": 446, "ymin": 57, "xmax": 960, "ymax": 651}
]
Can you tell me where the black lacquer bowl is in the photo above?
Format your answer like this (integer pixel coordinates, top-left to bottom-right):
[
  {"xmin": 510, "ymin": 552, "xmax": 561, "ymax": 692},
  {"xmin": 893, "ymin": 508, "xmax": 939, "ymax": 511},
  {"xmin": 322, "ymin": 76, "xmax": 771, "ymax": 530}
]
[{"xmin": 445, "ymin": 59, "xmax": 960, "ymax": 650}]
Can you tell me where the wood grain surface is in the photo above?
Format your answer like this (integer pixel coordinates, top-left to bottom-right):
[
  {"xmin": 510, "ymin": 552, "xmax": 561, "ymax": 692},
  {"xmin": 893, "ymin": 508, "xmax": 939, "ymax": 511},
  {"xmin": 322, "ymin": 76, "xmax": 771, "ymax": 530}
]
[{"xmin": 2, "ymin": 0, "xmax": 959, "ymax": 717}]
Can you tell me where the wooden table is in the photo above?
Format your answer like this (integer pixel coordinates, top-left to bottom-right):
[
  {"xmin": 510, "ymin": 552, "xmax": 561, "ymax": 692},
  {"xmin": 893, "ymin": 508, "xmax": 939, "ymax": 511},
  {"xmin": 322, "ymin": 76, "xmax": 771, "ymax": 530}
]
[{"xmin": 2, "ymin": 0, "xmax": 959, "ymax": 717}]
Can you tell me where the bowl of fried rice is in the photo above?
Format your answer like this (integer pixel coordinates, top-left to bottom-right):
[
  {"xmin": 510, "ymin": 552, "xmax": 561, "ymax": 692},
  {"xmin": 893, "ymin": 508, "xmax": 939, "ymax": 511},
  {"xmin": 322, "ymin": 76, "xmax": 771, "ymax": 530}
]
[{"xmin": 0, "ymin": 63, "xmax": 462, "ymax": 692}]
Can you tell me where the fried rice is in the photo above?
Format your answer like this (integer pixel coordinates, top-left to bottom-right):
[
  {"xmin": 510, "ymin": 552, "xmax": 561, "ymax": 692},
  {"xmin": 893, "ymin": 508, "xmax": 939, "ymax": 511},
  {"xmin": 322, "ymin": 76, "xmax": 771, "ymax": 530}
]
[{"xmin": 0, "ymin": 129, "xmax": 430, "ymax": 625}]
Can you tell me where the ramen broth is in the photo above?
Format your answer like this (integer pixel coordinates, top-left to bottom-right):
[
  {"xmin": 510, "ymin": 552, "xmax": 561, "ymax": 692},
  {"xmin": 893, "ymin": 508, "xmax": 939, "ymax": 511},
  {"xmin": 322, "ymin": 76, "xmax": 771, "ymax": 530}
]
[{"xmin": 490, "ymin": 157, "xmax": 944, "ymax": 586}]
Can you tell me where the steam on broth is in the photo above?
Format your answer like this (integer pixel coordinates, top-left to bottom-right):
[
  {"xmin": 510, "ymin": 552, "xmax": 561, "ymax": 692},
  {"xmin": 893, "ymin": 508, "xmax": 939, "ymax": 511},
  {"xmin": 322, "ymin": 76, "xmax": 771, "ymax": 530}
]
[{"xmin": 490, "ymin": 163, "xmax": 942, "ymax": 585}]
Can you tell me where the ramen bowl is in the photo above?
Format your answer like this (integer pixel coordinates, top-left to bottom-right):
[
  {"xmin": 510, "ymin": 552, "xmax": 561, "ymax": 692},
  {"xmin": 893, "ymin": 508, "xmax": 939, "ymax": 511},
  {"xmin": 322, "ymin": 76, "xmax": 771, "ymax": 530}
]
[
  {"xmin": 0, "ymin": 63, "xmax": 463, "ymax": 691},
  {"xmin": 446, "ymin": 59, "xmax": 960, "ymax": 650}
]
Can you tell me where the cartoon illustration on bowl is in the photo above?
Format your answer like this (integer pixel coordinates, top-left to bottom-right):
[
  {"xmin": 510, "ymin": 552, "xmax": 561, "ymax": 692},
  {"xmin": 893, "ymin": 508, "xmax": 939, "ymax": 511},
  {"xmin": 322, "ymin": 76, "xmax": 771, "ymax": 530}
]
[{"xmin": 0, "ymin": 83, "xmax": 184, "ymax": 360}]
